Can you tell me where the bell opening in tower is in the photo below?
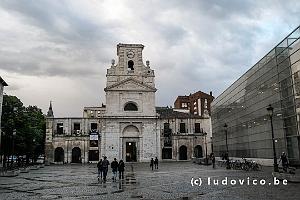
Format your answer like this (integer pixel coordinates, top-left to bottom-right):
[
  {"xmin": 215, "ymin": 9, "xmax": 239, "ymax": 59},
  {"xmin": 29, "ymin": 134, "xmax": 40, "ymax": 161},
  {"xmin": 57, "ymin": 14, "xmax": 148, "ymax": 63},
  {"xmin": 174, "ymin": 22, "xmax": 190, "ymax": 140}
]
[{"xmin": 128, "ymin": 60, "xmax": 134, "ymax": 70}]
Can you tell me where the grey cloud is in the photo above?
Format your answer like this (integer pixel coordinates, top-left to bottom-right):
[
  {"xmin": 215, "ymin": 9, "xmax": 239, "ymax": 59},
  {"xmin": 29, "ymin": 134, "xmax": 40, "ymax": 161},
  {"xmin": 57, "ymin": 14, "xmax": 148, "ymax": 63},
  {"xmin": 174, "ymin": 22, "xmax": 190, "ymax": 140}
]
[
  {"xmin": 0, "ymin": 0, "xmax": 299, "ymax": 116},
  {"xmin": 0, "ymin": 0, "xmax": 119, "ymax": 77},
  {"xmin": 4, "ymin": 83, "xmax": 23, "ymax": 91},
  {"xmin": 159, "ymin": 25, "xmax": 187, "ymax": 45},
  {"xmin": 0, "ymin": 1, "xmax": 114, "ymax": 42}
]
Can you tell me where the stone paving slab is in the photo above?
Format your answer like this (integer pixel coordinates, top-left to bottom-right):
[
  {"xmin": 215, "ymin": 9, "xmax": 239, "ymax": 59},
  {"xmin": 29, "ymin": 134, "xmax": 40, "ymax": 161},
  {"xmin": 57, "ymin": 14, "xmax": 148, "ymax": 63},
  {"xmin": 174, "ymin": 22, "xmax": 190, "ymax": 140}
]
[{"xmin": 0, "ymin": 162, "xmax": 299, "ymax": 200}]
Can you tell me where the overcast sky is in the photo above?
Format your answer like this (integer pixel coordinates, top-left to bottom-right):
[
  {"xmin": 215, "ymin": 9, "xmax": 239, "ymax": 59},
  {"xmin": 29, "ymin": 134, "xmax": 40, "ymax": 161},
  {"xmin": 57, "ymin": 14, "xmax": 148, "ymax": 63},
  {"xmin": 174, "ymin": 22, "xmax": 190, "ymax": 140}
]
[{"xmin": 0, "ymin": 0, "xmax": 299, "ymax": 117}]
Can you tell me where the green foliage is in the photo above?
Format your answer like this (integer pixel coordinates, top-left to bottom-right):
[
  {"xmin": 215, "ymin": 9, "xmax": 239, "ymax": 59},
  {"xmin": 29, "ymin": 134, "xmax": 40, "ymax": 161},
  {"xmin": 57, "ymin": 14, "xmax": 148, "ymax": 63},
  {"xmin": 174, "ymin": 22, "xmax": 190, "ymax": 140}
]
[{"xmin": 1, "ymin": 95, "xmax": 45, "ymax": 158}]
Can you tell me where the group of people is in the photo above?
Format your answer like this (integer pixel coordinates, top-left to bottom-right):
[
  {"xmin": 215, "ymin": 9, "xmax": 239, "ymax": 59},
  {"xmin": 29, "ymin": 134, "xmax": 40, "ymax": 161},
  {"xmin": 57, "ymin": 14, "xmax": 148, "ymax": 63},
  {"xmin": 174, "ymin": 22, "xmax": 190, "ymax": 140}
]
[
  {"xmin": 97, "ymin": 156, "xmax": 160, "ymax": 182},
  {"xmin": 150, "ymin": 157, "xmax": 159, "ymax": 170},
  {"xmin": 97, "ymin": 156, "xmax": 125, "ymax": 182}
]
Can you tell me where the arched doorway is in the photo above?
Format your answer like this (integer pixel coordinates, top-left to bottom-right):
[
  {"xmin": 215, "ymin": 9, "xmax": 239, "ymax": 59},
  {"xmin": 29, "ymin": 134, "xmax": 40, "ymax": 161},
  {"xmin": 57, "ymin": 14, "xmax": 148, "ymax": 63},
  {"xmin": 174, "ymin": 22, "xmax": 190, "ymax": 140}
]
[
  {"xmin": 72, "ymin": 147, "xmax": 81, "ymax": 163},
  {"xmin": 194, "ymin": 145, "xmax": 203, "ymax": 158},
  {"xmin": 54, "ymin": 147, "xmax": 64, "ymax": 162},
  {"xmin": 126, "ymin": 142, "xmax": 137, "ymax": 162},
  {"xmin": 122, "ymin": 125, "xmax": 139, "ymax": 162},
  {"xmin": 179, "ymin": 145, "xmax": 187, "ymax": 160}
]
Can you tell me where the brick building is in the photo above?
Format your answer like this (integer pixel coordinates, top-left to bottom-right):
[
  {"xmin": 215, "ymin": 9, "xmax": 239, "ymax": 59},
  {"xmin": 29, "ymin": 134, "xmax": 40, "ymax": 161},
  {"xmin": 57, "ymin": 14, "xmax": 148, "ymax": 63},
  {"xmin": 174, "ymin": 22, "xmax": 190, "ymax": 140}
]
[{"xmin": 174, "ymin": 91, "xmax": 214, "ymax": 117}]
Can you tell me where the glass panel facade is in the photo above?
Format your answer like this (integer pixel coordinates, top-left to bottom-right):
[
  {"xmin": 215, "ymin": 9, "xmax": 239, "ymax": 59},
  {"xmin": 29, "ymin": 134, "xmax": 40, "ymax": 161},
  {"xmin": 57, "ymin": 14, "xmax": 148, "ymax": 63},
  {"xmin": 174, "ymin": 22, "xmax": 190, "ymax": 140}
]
[{"xmin": 212, "ymin": 26, "xmax": 300, "ymax": 164}]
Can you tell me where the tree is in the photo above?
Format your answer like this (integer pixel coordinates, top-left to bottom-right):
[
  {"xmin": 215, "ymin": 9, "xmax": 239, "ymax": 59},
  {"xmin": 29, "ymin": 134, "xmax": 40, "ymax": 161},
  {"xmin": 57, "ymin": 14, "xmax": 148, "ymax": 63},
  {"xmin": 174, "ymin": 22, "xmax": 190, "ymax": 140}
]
[{"xmin": 1, "ymin": 95, "xmax": 45, "ymax": 165}]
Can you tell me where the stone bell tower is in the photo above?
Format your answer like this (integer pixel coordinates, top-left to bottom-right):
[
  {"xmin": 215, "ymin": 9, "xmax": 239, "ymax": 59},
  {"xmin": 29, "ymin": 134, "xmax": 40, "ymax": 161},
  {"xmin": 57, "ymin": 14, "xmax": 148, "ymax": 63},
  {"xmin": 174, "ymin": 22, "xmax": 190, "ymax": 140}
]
[
  {"xmin": 102, "ymin": 44, "xmax": 160, "ymax": 162},
  {"xmin": 104, "ymin": 43, "xmax": 157, "ymax": 117}
]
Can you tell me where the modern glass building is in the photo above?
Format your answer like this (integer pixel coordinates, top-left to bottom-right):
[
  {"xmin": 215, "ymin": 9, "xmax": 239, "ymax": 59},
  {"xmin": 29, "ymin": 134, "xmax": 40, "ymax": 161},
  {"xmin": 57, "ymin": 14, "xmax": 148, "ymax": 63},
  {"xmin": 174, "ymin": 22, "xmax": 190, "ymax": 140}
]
[{"xmin": 212, "ymin": 26, "xmax": 300, "ymax": 165}]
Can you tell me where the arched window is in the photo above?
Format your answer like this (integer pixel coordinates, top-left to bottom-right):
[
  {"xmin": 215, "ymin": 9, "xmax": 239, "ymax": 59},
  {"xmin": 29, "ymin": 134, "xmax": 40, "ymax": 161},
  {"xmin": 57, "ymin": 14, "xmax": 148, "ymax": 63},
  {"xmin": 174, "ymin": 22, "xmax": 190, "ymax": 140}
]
[
  {"xmin": 128, "ymin": 60, "xmax": 134, "ymax": 70},
  {"xmin": 124, "ymin": 102, "xmax": 138, "ymax": 111}
]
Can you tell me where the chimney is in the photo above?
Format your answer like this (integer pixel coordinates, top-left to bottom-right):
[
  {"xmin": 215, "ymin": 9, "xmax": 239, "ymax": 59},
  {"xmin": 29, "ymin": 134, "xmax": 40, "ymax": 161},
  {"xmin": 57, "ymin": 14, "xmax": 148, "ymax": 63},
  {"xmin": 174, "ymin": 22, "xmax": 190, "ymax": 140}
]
[{"xmin": 210, "ymin": 91, "xmax": 213, "ymax": 96}]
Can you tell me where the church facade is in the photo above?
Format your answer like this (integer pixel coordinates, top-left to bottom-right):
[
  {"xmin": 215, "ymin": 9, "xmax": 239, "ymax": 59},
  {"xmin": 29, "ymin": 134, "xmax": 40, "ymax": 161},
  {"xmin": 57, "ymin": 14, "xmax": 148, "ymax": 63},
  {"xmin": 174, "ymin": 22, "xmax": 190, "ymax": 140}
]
[{"xmin": 45, "ymin": 44, "xmax": 212, "ymax": 163}]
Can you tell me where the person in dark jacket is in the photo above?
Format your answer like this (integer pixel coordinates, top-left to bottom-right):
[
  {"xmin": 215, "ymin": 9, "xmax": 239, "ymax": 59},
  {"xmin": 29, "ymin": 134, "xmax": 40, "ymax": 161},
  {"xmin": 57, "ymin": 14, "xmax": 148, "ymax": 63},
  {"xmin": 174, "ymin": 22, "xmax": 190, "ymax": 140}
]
[
  {"xmin": 102, "ymin": 156, "xmax": 110, "ymax": 182},
  {"xmin": 150, "ymin": 158, "xmax": 154, "ymax": 170},
  {"xmin": 154, "ymin": 157, "xmax": 158, "ymax": 169},
  {"xmin": 210, "ymin": 153, "xmax": 216, "ymax": 169},
  {"xmin": 118, "ymin": 160, "xmax": 125, "ymax": 179},
  {"xmin": 111, "ymin": 158, "xmax": 119, "ymax": 181},
  {"xmin": 97, "ymin": 159, "xmax": 103, "ymax": 181},
  {"xmin": 279, "ymin": 152, "xmax": 289, "ymax": 172}
]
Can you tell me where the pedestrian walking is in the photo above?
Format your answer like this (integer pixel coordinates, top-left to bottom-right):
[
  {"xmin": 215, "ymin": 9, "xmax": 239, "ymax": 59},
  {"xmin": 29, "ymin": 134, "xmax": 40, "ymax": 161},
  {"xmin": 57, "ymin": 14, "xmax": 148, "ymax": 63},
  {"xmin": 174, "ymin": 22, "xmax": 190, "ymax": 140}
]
[
  {"xmin": 97, "ymin": 159, "xmax": 103, "ymax": 181},
  {"xmin": 118, "ymin": 160, "xmax": 125, "ymax": 179},
  {"xmin": 150, "ymin": 158, "xmax": 154, "ymax": 170},
  {"xmin": 111, "ymin": 158, "xmax": 118, "ymax": 181},
  {"xmin": 210, "ymin": 153, "xmax": 216, "ymax": 169},
  {"xmin": 154, "ymin": 157, "xmax": 158, "ymax": 169},
  {"xmin": 279, "ymin": 152, "xmax": 289, "ymax": 172},
  {"xmin": 102, "ymin": 156, "xmax": 110, "ymax": 182}
]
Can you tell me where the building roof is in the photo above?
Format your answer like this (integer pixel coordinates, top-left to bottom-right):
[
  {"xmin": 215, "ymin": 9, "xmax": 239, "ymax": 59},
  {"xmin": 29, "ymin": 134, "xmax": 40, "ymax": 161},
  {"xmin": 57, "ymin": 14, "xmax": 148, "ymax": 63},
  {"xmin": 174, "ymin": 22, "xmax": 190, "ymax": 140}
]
[
  {"xmin": 0, "ymin": 76, "xmax": 8, "ymax": 86},
  {"xmin": 156, "ymin": 107, "xmax": 203, "ymax": 119},
  {"xmin": 175, "ymin": 90, "xmax": 214, "ymax": 100}
]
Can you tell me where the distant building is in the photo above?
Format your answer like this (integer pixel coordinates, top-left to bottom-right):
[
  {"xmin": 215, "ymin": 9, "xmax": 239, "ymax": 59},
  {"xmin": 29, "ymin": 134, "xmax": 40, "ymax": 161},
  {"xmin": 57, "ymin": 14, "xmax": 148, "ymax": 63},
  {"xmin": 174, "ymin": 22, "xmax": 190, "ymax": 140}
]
[
  {"xmin": 211, "ymin": 26, "xmax": 300, "ymax": 165},
  {"xmin": 157, "ymin": 107, "xmax": 212, "ymax": 160},
  {"xmin": 174, "ymin": 91, "xmax": 214, "ymax": 117},
  {"xmin": 45, "ymin": 44, "xmax": 211, "ymax": 163},
  {"xmin": 173, "ymin": 91, "xmax": 214, "ymax": 159},
  {"xmin": 0, "ymin": 76, "xmax": 8, "ymax": 164}
]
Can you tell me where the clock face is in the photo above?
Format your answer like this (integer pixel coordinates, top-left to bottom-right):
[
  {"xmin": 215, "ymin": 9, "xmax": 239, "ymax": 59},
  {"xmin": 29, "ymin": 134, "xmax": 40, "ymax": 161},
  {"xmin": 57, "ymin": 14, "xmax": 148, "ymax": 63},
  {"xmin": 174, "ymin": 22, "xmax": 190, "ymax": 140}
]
[{"xmin": 127, "ymin": 50, "xmax": 135, "ymax": 59}]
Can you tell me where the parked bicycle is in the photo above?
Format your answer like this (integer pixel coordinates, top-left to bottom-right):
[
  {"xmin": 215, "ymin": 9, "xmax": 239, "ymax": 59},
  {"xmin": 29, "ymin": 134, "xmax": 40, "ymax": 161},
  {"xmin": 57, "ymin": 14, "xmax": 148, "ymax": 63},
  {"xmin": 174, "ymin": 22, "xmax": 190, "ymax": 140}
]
[
  {"xmin": 220, "ymin": 158, "xmax": 262, "ymax": 171},
  {"xmin": 241, "ymin": 158, "xmax": 262, "ymax": 171}
]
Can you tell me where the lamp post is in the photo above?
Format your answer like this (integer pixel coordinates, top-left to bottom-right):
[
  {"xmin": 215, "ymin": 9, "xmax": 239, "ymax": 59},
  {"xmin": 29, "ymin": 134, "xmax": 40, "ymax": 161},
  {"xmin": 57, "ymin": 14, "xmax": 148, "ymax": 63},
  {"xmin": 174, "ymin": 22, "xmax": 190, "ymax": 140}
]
[
  {"xmin": 267, "ymin": 104, "xmax": 279, "ymax": 172},
  {"xmin": 11, "ymin": 129, "xmax": 16, "ymax": 166},
  {"xmin": 224, "ymin": 123, "xmax": 228, "ymax": 154},
  {"xmin": 32, "ymin": 138, "xmax": 36, "ymax": 164},
  {"xmin": 1, "ymin": 131, "xmax": 5, "ymax": 167},
  {"xmin": 204, "ymin": 132, "xmax": 208, "ymax": 165},
  {"xmin": 224, "ymin": 123, "xmax": 230, "ymax": 169}
]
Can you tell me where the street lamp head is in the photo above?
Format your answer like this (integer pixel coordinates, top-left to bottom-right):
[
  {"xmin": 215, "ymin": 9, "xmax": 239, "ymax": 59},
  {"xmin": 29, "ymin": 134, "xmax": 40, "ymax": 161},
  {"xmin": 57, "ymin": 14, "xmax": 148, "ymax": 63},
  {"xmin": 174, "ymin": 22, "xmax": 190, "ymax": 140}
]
[
  {"xmin": 224, "ymin": 123, "xmax": 228, "ymax": 130},
  {"xmin": 267, "ymin": 104, "xmax": 274, "ymax": 116}
]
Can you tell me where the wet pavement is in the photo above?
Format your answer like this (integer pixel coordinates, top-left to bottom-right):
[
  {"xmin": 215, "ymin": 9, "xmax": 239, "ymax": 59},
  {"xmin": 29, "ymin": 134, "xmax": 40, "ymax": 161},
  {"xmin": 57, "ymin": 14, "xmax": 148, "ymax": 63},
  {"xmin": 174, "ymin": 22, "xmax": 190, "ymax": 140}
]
[{"xmin": 0, "ymin": 162, "xmax": 299, "ymax": 199}]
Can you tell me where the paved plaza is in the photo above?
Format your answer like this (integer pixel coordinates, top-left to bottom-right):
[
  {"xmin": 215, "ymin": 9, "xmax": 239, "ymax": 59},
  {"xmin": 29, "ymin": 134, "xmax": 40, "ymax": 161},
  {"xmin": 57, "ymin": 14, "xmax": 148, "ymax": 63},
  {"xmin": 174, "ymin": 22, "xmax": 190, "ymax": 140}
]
[{"xmin": 0, "ymin": 162, "xmax": 299, "ymax": 200}]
